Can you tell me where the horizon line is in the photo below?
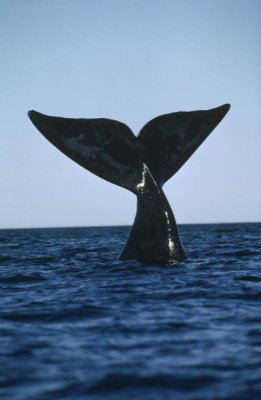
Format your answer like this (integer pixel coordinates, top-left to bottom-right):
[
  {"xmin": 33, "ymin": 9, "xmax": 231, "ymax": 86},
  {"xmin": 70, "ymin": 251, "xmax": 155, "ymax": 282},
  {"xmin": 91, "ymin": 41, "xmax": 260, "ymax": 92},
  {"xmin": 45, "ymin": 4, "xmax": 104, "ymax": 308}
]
[{"xmin": 0, "ymin": 221, "xmax": 260, "ymax": 231}]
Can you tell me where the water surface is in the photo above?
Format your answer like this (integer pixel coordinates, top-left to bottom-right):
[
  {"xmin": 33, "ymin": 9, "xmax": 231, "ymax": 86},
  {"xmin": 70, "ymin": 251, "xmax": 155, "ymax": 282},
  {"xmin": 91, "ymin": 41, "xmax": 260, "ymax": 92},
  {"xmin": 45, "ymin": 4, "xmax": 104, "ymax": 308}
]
[{"xmin": 0, "ymin": 223, "xmax": 260, "ymax": 399}]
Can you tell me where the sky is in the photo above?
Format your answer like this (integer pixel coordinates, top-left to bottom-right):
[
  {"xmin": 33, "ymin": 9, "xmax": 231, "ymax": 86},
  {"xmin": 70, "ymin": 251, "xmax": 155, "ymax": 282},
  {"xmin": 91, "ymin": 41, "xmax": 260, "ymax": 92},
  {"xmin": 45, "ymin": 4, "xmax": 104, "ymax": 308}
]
[{"xmin": 0, "ymin": 0, "xmax": 260, "ymax": 228}]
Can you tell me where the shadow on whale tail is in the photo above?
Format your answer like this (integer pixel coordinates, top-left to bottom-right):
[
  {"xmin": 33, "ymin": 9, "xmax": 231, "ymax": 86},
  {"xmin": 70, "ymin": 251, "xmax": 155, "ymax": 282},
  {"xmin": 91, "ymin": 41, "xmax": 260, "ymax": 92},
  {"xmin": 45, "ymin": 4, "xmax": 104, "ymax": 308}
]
[{"xmin": 28, "ymin": 104, "xmax": 230, "ymax": 264}]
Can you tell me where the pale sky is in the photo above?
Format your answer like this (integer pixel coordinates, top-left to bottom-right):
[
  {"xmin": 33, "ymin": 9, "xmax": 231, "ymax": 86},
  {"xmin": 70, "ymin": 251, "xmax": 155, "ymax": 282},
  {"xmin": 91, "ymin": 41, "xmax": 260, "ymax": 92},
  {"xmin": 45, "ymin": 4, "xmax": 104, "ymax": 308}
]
[{"xmin": 0, "ymin": 0, "xmax": 260, "ymax": 228}]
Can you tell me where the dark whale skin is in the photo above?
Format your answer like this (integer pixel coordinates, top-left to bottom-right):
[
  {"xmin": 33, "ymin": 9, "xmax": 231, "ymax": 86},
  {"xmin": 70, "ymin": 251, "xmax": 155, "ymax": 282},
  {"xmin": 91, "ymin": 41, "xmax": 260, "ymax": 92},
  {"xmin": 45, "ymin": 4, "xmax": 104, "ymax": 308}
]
[{"xmin": 28, "ymin": 104, "xmax": 230, "ymax": 265}]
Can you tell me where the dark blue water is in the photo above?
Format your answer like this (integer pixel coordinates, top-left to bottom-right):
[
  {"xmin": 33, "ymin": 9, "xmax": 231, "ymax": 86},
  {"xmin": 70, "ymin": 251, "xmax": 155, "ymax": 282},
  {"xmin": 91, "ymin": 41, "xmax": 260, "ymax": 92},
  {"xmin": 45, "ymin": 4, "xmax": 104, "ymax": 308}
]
[{"xmin": 0, "ymin": 223, "xmax": 260, "ymax": 400}]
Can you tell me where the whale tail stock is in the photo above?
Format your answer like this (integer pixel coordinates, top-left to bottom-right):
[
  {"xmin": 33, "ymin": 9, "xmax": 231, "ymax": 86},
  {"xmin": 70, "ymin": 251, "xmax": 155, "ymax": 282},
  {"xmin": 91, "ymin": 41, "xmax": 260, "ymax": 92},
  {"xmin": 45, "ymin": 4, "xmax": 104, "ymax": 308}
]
[{"xmin": 28, "ymin": 104, "xmax": 230, "ymax": 264}]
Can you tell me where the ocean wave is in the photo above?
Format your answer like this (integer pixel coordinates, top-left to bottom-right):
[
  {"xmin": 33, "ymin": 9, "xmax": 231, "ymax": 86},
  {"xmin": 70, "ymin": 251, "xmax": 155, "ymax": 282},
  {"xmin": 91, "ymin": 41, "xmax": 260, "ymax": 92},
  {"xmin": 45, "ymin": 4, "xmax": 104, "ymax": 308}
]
[
  {"xmin": 222, "ymin": 249, "xmax": 259, "ymax": 257},
  {"xmin": 235, "ymin": 275, "xmax": 261, "ymax": 282},
  {"xmin": 0, "ymin": 273, "xmax": 47, "ymax": 283},
  {"xmin": 30, "ymin": 256, "xmax": 58, "ymax": 264},
  {"xmin": 1, "ymin": 304, "xmax": 107, "ymax": 323},
  {"xmin": 0, "ymin": 255, "xmax": 13, "ymax": 262},
  {"xmin": 87, "ymin": 372, "xmax": 221, "ymax": 393}
]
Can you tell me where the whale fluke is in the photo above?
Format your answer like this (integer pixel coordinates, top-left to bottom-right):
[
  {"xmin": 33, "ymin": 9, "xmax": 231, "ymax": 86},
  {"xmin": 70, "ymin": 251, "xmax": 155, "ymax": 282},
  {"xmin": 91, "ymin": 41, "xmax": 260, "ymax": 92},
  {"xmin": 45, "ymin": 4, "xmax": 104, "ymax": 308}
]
[
  {"xmin": 138, "ymin": 104, "xmax": 230, "ymax": 186},
  {"xmin": 28, "ymin": 104, "xmax": 230, "ymax": 264},
  {"xmin": 28, "ymin": 110, "xmax": 143, "ymax": 193}
]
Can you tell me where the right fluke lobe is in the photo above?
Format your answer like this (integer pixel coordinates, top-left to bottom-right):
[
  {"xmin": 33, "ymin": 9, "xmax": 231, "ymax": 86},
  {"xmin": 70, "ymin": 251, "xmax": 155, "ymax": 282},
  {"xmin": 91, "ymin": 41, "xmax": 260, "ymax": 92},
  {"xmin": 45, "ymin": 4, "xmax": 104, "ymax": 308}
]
[{"xmin": 138, "ymin": 104, "xmax": 231, "ymax": 186}]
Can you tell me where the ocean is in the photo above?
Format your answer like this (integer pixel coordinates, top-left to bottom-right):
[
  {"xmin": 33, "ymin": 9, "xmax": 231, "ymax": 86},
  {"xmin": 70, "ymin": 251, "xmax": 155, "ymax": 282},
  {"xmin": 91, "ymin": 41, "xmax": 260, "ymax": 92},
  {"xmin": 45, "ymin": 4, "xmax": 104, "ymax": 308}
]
[{"xmin": 0, "ymin": 223, "xmax": 260, "ymax": 400}]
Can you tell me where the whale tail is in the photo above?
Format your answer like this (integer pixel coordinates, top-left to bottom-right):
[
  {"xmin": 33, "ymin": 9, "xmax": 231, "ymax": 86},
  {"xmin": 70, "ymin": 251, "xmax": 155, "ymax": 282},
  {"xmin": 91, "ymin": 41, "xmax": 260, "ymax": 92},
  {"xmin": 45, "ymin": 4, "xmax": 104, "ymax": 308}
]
[{"xmin": 28, "ymin": 104, "xmax": 230, "ymax": 264}]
